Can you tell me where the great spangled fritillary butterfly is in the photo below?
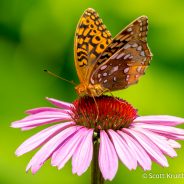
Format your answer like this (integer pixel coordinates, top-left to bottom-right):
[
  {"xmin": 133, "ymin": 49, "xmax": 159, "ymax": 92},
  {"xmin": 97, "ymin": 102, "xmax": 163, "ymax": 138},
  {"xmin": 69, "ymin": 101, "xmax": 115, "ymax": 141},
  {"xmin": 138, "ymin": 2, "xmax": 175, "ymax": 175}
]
[{"xmin": 74, "ymin": 8, "xmax": 152, "ymax": 97}]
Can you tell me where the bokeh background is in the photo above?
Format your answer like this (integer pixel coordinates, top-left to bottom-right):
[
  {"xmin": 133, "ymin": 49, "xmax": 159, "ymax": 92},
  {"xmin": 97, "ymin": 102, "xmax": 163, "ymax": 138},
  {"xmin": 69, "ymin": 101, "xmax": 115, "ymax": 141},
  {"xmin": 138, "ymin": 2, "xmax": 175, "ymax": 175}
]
[{"xmin": 0, "ymin": 0, "xmax": 184, "ymax": 183}]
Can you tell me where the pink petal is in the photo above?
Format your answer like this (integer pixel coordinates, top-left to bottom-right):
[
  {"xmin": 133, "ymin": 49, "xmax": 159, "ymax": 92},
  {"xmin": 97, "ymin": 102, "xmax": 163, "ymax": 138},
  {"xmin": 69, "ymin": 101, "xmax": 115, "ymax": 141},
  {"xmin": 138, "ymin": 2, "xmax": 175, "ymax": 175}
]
[
  {"xmin": 108, "ymin": 129, "xmax": 137, "ymax": 170},
  {"xmin": 99, "ymin": 130, "xmax": 118, "ymax": 181},
  {"xmin": 134, "ymin": 115, "xmax": 184, "ymax": 126},
  {"xmin": 12, "ymin": 118, "xmax": 70, "ymax": 129},
  {"xmin": 72, "ymin": 129, "xmax": 94, "ymax": 176},
  {"xmin": 118, "ymin": 130, "xmax": 151, "ymax": 170},
  {"xmin": 51, "ymin": 127, "xmax": 89, "ymax": 170},
  {"xmin": 26, "ymin": 126, "xmax": 80, "ymax": 174},
  {"xmin": 123, "ymin": 128, "xmax": 169, "ymax": 167},
  {"xmin": 132, "ymin": 123, "xmax": 184, "ymax": 140},
  {"xmin": 11, "ymin": 111, "xmax": 72, "ymax": 129},
  {"xmin": 46, "ymin": 97, "xmax": 72, "ymax": 109},
  {"xmin": 26, "ymin": 107, "xmax": 69, "ymax": 115},
  {"xmin": 132, "ymin": 127, "xmax": 177, "ymax": 157},
  {"xmin": 168, "ymin": 140, "xmax": 181, "ymax": 149},
  {"xmin": 21, "ymin": 126, "xmax": 37, "ymax": 131},
  {"xmin": 17, "ymin": 111, "xmax": 70, "ymax": 121},
  {"xmin": 16, "ymin": 121, "xmax": 75, "ymax": 156}
]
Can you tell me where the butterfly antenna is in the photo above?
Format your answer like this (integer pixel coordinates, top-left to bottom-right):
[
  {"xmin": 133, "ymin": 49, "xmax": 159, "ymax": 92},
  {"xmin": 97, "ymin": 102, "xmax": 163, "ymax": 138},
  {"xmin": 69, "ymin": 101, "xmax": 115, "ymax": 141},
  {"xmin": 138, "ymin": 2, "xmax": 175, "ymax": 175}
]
[
  {"xmin": 44, "ymin": 70, "xmax": 77, "ymax": 86},
  {"xmin": 108, "ymin": 90, "xmax": 127, "ymax": 105}
]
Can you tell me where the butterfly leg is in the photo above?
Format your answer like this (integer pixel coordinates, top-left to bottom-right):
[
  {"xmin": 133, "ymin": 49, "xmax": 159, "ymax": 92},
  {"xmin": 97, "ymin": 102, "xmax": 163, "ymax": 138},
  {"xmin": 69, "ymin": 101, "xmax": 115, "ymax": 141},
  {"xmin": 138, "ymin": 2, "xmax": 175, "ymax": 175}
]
[{"xmin": 91, "ymin": 95, "xmax": 99, "ymax": 124}]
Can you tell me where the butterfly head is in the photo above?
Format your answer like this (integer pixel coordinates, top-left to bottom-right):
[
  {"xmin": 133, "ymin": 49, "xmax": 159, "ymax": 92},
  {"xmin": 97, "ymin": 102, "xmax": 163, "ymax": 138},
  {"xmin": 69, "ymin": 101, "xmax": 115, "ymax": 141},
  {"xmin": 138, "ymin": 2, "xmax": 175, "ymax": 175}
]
[
  {"xmin": 75, "ymin": 83, "xmax": 105, "ymax": 97},
  {"xmin": 75, "ymin": 84, "xmax": 87, "ymax": 96}
]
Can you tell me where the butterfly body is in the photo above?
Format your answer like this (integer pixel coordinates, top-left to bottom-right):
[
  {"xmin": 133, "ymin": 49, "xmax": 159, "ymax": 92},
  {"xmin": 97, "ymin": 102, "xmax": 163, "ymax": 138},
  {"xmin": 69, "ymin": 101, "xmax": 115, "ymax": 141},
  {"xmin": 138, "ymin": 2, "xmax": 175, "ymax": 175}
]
[
  {"xmin": 74, "ymin": 8, "xmax": 152, "ymax": 97},
  {"xmin": 75, "ymin": 83, "xmax": 105, "ymax": 97}
]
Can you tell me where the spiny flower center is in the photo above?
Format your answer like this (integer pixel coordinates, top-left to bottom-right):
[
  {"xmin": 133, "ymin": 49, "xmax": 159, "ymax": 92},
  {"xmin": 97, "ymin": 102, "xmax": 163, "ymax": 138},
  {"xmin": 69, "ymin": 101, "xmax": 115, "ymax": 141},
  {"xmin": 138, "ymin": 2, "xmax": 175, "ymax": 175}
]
[{"xmin": 70, "ymin": 95, "xmax": 137, "ymax": 131}]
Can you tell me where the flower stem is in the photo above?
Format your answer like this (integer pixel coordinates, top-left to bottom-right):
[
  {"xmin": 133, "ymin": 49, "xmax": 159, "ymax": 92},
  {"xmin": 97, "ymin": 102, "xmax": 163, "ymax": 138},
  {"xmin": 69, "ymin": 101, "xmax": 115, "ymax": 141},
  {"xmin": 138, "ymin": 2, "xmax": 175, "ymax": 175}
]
[{"xmin": 91, "ymin": 140, "xmax": 104, "ymax": 184}]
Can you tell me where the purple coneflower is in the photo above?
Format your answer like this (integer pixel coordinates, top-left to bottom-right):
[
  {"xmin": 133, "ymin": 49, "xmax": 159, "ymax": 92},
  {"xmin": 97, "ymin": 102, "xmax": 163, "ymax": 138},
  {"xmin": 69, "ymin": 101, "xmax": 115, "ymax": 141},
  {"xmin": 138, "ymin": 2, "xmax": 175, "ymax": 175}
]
[{"xmin": 12, "ymin": 95, "xmax": 184, "ymax": 182}]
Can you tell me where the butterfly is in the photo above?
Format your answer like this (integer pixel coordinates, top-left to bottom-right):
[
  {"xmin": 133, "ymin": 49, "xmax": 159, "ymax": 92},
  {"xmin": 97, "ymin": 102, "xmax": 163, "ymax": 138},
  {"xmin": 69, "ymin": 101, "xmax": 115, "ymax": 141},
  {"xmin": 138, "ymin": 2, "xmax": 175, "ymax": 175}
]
[{"xmin": 74, "ymin": 8, "xmax": 152, "ymax": 97}]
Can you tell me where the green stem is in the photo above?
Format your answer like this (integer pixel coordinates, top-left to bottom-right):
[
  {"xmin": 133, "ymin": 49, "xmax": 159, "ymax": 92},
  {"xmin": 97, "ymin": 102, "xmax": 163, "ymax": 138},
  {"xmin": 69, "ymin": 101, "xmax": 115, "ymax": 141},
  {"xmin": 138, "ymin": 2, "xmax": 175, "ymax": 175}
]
[{"xmin": 91, "ymin": 140, "xmax": 104, "ymax": 184}]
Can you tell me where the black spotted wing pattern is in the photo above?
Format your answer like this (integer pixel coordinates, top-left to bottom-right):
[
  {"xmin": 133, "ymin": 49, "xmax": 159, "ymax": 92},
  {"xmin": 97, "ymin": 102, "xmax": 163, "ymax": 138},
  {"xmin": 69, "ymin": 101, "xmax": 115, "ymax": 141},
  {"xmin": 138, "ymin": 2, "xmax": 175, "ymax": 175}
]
[{"xmin": 74, "ymin": 8, "xmax": 112, "ymax": 83}]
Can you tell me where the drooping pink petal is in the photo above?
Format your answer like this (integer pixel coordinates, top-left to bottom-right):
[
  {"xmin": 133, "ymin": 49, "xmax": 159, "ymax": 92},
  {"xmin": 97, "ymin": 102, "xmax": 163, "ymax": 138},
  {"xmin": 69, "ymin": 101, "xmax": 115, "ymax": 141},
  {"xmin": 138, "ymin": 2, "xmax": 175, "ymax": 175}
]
[
  {"xmin": 21, "ymin": 126, "xmax": 37, "ymax": 131},
  {"xmin": 118, "ymin": 130, "xmax": 151, "ymax": 170},
  {"xmin": 108, "ymin": 129, "xmax": 137, "ymax": 170},
  {"xmin": 51, "ymin": 127, "xmax": 89, "ymax": 170},
  {"xmin": 132, "ymin": 127, "xmax": 177, "ymax": 157},
  {"xmin": 16, "ymin": 111, "xmax": 70, "ymax": 121},
  {"xmin": 134, "ymin": 115, "xmax": 184, "ymax": 126},
  {"xmin": 72, "ymin": 129, "xmax": 94, "ymax": 176},
  {"xmin": 16, "ymin": 121, "xmax": 75, "ymax": 156},
  {"xmin": 123, "ymin": 128, "xmax": 169, "ymax": 167},
  {"xmin": 132, "ymin": 123, "xmax": 184, "ymax": 140},
  {"xmin": 12, "ymin": 118, "xmax": 69, "ymax": 129},
  {"xmin": 26, "ymin": 107, "xmax": 69, "ymax": 115},
  {"xmin": 11, "ymin": 111, "xmax": 72, "ymax": 129},
  {"xmin": 46, "ymin": 97, "xmax": 73, "ymax": 109},
  {"xmin": 26, "ymin": 126, "xmax": 80, "ymax": 174},
  {"xmin": 99, "ymin": 130, "xmax": 118, "ymax": 181},
  {"xmin": 168, "ymin": 140, "xmax": 181, "ymax": 149}
]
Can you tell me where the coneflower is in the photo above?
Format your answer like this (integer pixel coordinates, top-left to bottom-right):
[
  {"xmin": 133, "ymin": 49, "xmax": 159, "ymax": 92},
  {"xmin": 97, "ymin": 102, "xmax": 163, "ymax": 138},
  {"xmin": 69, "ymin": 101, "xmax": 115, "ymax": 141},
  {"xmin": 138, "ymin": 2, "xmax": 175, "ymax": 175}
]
[{"xmin": 11, "ymin": 96, "xmax": 184, "ymax": 183}]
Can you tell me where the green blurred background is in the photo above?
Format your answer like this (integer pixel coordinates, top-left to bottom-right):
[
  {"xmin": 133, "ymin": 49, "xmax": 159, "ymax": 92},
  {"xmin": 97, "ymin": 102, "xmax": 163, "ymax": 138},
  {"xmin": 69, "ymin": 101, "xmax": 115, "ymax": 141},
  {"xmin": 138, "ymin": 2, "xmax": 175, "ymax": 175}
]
[{"xmin": 0, "ymin": 0, "xmax": 184, "ymax": 183}]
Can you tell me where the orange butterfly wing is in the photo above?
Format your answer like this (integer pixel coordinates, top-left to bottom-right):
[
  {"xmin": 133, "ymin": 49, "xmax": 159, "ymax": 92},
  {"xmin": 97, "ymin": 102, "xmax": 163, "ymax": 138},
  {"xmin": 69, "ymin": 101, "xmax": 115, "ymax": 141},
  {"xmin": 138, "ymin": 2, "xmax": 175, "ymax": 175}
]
[{"xmin": 74, "ymin": 8, "xmax": 112, "ymax": 84}]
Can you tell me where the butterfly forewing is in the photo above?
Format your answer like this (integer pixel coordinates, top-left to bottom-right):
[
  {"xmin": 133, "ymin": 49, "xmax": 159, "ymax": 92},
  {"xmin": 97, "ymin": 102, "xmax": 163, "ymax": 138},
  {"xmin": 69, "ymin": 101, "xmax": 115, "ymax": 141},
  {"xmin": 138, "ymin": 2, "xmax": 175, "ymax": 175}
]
[
  {"xmin": 74, "ymin": 8, "xmax": 112, "ymax": 83},
  {"xmin": 90, "ymin": 16, "xmax": 152, "ymax": 91}
]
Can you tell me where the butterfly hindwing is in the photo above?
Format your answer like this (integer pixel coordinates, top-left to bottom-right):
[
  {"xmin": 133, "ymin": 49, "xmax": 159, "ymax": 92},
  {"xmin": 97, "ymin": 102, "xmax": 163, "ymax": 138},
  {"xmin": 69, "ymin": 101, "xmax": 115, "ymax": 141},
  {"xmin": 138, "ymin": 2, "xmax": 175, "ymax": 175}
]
[
  {"xmin": 74, "ymin": 8, "xmax": 112, "ymax": 83},
  {"xmin": 90, "ymin": 16, "xmax": 152, "ymax": 91},
  {"xmin": 92, "ymin": 16, "xmax": 149, "ymax": 69}
]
